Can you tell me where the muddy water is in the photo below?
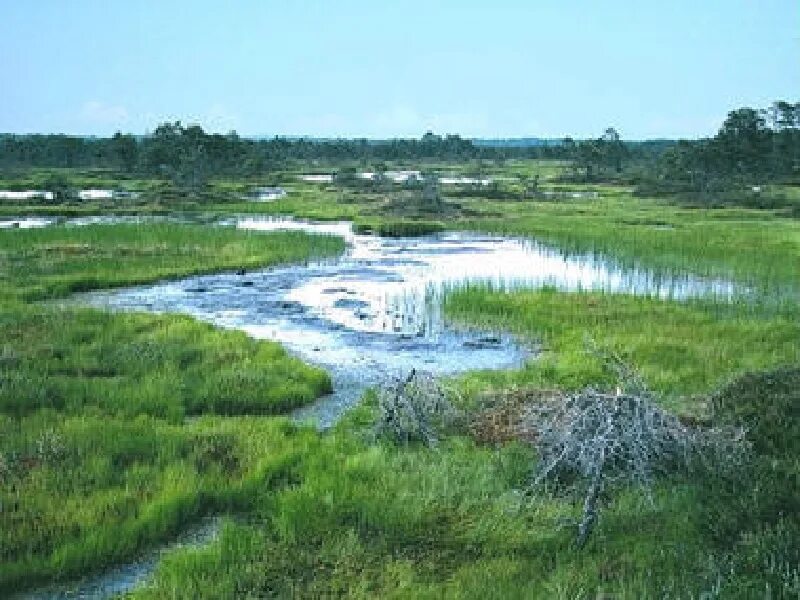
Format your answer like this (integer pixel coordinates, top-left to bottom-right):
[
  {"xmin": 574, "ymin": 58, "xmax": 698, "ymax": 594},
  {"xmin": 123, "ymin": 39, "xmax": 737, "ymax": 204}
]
[{"xmin": 83, "ymin": 216, "xmax": 738, "ymax": 427}]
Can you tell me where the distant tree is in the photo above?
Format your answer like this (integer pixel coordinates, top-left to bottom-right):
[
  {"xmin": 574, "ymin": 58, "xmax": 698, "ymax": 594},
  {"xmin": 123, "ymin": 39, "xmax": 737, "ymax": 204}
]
[
  {"xmin": 42, "ymin": 172, "xmax": 73, "ymax": 203},
  {"xmin": 421, "ymin": 171, "xmax": 441, "ymax": 206},
  {"xmin": 600, "ymin": 127, "xmax": 627, "ymax": 173},
  {"xmin": 576, "ymin": 140, "xmax": 603, "ymax": 181},
  {"xmin": 142, "ymin": 122, "xmax": 210, "ymax": 195},
  {"xmin": 111, "ymin": 132, "xmax": 138, "ymax": 173},
  {"xmin": 711, "ymin": 108, "xmax": 772, "ymax": 178},
  {"xmin": 766, "ymin": 101, "xmax": 800, "ymax": 178}
]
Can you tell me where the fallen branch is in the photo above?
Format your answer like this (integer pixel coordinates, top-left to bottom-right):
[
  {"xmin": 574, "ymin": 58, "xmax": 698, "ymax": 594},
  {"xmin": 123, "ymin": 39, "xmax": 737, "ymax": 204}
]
[
  {"xmin": 375, "ymin": 369, "xmax": 461, "ymax": 447},
  {"xmin": 520, "ymin": 350, "xmax": 748, "ymax": 546}
]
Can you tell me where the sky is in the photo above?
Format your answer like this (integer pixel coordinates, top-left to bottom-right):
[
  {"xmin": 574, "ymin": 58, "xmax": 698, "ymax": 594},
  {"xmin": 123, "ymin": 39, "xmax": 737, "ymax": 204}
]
[{"xmin": 1, "ymin": 0, "xmax": 797, "ymax": 139}]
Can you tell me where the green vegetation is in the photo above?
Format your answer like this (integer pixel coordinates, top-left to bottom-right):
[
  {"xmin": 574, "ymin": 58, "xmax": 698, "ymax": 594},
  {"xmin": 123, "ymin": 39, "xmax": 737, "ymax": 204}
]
[
  {"xmin": 3, "ymin": 99, "xmax": 796, "ymax": 212},
  {"xmin": 354, "ymin": 218, "xmax": 444, "ymax": 237},
  {"xmin": 0, "ymin": 308, "xmax": 332, "ymax": 419},
  {"xmin": 129, "ymin": 367, "xmax": 799, "ymax": 598},
  {"xmin": 0, "ymin": 415, "xmax": 314, "ymax": 591},
  {"xmin": 1, "ymin": 128, "xmax": 798, "ymax": 596},
  {"xmin": 0, "ymin": 223, "xmax": 345, "ymax": 593},
  {"xmin": 459, "ymin": 194, "xmax": 800, "ymax": 294},
  {"xmin": 445, "ymin": 287, "xmax": 800, "ymax": 410},
  {"xmin": 0, "ymin": 223, "xmax": 345, "ymax": 301}
]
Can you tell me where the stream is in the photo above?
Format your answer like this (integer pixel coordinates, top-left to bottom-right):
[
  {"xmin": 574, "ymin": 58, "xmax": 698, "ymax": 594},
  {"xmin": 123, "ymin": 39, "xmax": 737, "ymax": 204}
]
[
  {"xmin": 10, "ymin": 214, "xmax": 741, "ymax": 598},
  {"xmin": 82, "ymin": 216, "xmax": 737, "ymax": 426}
]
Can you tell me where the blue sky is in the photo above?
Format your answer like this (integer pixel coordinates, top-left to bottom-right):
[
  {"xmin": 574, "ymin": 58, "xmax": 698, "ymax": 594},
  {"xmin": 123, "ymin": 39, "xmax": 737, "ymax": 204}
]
[{"xmin": 1, "ymin": 0, "xmax": 797, "ymax": 139}]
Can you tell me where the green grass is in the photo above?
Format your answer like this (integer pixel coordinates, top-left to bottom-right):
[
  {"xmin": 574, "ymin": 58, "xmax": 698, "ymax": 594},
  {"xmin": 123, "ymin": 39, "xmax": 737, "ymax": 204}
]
[
  {"xmin": 444, "ymin": 287, "xmax": 800, "ymax": 411},
  {"xmin": 131, "ymin": 373, "xmax": 800, "ymax": 598},
  {"xmin": 0, "ymin": 307, "xmax": 333, "ymax": 419},
  {"xmin": 0, "ymin": 414, "xmax": 315, "ymax": 592},
  {"xmin": 1, "ymin": 163, "xmax": 798, "ymax": 597},
  {"xmin": 458, "ymin": 193, "xmax": 800, "ymax": 293},
  {"xmin": 353, "ymin": 218, "xmax": 445, "ymax": 237},
  {"xmin": 0, "ymin": 223, "xmax": 345, "ymax": 301},
  {"xmin": 0, "ymin": 221, "xmax": 346, "ymax": 593}
]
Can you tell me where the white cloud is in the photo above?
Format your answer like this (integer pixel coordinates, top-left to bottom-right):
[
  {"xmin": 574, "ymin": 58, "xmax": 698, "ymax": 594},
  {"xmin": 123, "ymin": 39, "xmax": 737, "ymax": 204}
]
[
  {"xmin": 141, "ymin": 104, "xmax": 242, "ymax": 134},
  {"xmin": 369, "ymin": 105, "xmax": 491, "ymax": 137},
  {"xmin": 79, "ymin": 100, "xmax": 129, "ymax": 125}
]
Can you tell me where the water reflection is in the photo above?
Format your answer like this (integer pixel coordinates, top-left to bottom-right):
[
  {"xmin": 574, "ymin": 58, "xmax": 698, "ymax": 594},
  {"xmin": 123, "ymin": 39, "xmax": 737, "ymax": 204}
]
[{"xmin": 83, "ymin": 217, "xmax": 740, "ymax": 426}]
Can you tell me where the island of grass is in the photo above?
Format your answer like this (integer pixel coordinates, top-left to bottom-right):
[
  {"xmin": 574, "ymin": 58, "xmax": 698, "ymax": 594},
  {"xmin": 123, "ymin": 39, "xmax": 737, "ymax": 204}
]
[{"xmin": 0, "ymin": 222, "xmax": 345, "ymax": 592}]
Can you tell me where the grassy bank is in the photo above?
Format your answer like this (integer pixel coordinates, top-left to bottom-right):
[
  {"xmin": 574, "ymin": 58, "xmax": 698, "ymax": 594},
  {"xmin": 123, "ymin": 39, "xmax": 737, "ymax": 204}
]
[
  {"xmin": 0, "ymin": 223, "xmax": 344, "ymax": 302},
  {"xmin": 0, "ymin": 415, "xmax": 316, "ymax": 591},
  {"xmin": 131, "ymin": 368, "xmax": 799, "ymax": 598},
  {"xmin": 0, "ymin": 308, "xmax": 333, "ymax": 420},
  {"xmin": 444, "ymin": 287, "xmax": 800, "ymax": 410},
  {"xmin": 459, "ymin": 194, "xmax": 800, "ymax": 293},
  {"xmin": 0, "ymin": 222, "xmax": 345, "ymax": 593}
]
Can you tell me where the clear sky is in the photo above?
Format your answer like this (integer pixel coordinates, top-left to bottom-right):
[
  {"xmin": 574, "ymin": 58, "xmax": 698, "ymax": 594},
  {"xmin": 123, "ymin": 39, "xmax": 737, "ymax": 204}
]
[{"xmin": 1, "ymin": 0, "xmax": 797, "ymax": 139}]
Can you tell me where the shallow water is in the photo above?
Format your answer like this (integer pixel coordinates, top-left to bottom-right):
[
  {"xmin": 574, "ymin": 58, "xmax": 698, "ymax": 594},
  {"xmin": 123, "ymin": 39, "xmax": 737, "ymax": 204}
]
[
  {"xmin": 13, "ymin": 518, "xmax": 221, "ymax": 600},
  {"xmin": 0, "ymin": 214, "xmax": 211, "ymax": 229},
  {"xmin": 19, "ymin": 215, "xmax": 746, "ymax": 598},
  {"xmin": 82, "ymin": 216, "xmax": 738, "ymax": 427}
]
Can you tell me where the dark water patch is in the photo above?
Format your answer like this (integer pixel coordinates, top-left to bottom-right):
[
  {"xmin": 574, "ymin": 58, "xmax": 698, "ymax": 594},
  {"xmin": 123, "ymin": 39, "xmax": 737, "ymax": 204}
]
[{"xmin": 15, "ymin": 517, "xmax": 221, "ymax": 600}]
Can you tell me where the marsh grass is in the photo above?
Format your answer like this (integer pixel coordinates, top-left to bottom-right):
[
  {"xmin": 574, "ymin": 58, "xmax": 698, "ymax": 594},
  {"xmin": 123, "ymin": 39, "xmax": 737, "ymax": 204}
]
[
  {"xmin": 0, "ymin": 223, "xmax": 345, "ymax": 302},
  {"xmin": 458, "ymin": 194, "xmax": 800, "ymax": 294},
  {"xmin": 1, "ymin": 164, "xmax": 798, "ymax": 597},
  {"xmin": 0, "ymin": 307, "xmax": 332, "ymax": 419},
  {"xmin": 0, "ymin": 221, "xmax": 344, "ymax": 593},
  {"xmin": 128, "ymin": 415, "xmax": 735, "ymax": 599},
  {"xmin": 353, "ymin": 219, "xmax": 445, "ymax": 237},
  {"xmin": 444, "ymin": 286, "xmax": 800, "ymax": 407},
  {"xmin": 0, "ymin": 415, "xmax": 315, "ymax": 592},
  {"xmin": 130, "ymin": 367, "xmax": 799, "ymax": 599}
]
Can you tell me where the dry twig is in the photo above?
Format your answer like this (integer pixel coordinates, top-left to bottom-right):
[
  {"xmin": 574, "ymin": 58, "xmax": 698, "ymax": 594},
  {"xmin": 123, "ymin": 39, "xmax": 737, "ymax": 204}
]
[
  {"xmin": 521, "ymin": 347, "xmax": 748, "ymax": 546},
  {"xmin": 375, "ymin": 369, "xmax": 461, "ymax": 447}
]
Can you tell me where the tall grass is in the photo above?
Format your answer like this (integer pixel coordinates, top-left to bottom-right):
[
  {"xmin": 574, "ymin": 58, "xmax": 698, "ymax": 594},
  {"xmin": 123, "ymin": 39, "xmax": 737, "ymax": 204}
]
[
  {"xmin": 0, "ymin": 221, "xmax": 345, "ymax": 593},
  {"xmin": 0, "ymin": 415, "xmax": 315, "ymax": 592},
  {"xmin": 353, "ymin": 219, "xmax": 445, "ymax": 237},
  {"xmin": 131, "ymin": 409, "xmax": 765, "ymax": 599},
  {"xmin": 0, "ymin": 223, "xmax": 345, "ymax": 302},
  {"xmin": 458, "ymin": 194, "xmax": 800, "ymax": 294},
  {"xmin": 0, "ymin": 307, "xmax": 332, "ymax": 419},
  {"xmin": 444, "ymin": 286, "xmax": 800, "ymax": 408}
]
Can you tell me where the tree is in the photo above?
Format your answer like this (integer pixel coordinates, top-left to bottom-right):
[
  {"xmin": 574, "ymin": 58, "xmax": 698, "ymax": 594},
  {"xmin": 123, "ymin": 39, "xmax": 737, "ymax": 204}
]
[
  {"xmin": 142, "ymin": 122, "xmax": 210, "ymax": 195},
  {"xmin": 421, "ymin": 171, "xmax": 441, "ymax": 206},
  {"xmin": 111, "ymin": 132, "xmax": 138, "ymax": 173},
  {"xmin": 576, "ymin": 139, "xmax": 603, "ymax": 181},
  {"xmin": 600, "ymin": 127, "xmax": 626, "ymax": 173},
  {"xmin": 42, "ymin": 172, "xmax": 73, "ymax": 203},
  {"xmin": 712, "ymin": 108, "xmax": 772, "ymax": 177}
]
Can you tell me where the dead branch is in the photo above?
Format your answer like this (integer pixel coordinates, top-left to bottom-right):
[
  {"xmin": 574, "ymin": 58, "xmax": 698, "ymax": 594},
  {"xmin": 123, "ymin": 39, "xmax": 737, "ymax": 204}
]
[
  {"xmin": 519, "ymin": 350, "xmax": 748, "ymax": 546},
  {"xmin": 375, "ymin": 369, "xmax": 461, "ymax": 447}
]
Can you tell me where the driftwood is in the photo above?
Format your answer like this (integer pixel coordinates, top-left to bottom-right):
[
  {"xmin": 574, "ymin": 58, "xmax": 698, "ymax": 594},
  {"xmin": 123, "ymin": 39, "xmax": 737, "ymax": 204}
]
[
  {"xmin": 375, "ymin": 369, "xmax": 461, "ymax": 447},
  {"xmin": 521, "ymin": 350, "xmax": 748, "ymax": 546}
]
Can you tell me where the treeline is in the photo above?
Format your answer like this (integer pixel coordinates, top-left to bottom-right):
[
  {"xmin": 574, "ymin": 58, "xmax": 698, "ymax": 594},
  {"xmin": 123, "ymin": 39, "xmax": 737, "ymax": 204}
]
[
  {"xmin": 0, "ymin": 124, "xmax": 670, "ymax": 182},
  {"xmin": 0, "ymin": 127, "xmax": 572, "ymax": 174},
  {"xmin": 635, "ymin": 101, "xmax": 800, "ymax": 204},
  {"xmin": 1, "ymin": 99, "xmax": 796, "ymax": 207}
]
